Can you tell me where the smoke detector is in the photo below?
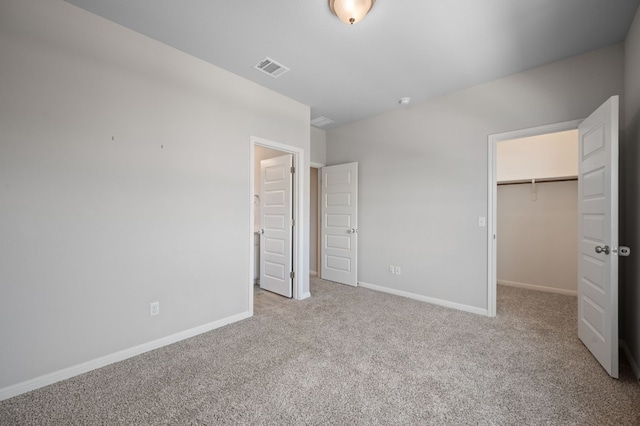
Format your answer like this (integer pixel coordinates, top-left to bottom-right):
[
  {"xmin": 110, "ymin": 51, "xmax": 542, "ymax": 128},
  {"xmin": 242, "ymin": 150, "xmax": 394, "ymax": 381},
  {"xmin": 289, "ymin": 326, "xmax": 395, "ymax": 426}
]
[{"xmin": 399, "ymin": 97, "xmax": 411, "ymax": 106}]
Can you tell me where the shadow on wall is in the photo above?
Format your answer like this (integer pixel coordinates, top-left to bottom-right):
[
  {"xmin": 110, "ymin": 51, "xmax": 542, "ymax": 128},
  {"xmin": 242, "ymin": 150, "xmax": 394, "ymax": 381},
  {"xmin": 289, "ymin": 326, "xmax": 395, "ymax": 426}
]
[{"xmin": 621, "ymin": 108, "xmax": 640, "ymax": 357}]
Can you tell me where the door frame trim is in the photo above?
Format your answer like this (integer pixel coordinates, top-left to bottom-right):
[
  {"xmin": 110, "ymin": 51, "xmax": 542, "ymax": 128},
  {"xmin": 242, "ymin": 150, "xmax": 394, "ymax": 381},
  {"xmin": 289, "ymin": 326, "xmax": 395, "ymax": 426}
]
[
  {"xmin": 486, "ymin": 119, "xmax": 583, "ymax": 317},
  {"xmin": 250, "ymin": 136, "xmax": 307, "ymax": 316}
]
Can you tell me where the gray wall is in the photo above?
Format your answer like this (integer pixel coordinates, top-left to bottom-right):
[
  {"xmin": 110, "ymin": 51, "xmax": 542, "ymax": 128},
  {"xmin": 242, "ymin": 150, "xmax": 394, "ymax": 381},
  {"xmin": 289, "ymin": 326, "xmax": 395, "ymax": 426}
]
[
  {"xmin": 0, "ymin": 0, "xmax": 310, "ymax": 392},
  {"xmin": 327, "ymin": 44, "xmax": 623, "ymax": 312},
  {"xmin": 311, "ymin": 127, "xmax": 327, "ymax": 165},
  {"xmin": 309, "ymin": 127, "xmax": 325, "ymax": 274},
  {"xmin": 497, "ymin": 181, "xmax": 578, "ymax": 294},
  {"xmin": 623, "ymin": 6, "xmax": 640, "ymax": 377}
]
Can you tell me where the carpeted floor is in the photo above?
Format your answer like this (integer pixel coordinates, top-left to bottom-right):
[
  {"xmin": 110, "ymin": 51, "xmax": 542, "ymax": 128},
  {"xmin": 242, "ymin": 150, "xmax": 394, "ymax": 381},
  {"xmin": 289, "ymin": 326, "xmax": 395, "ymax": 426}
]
[{"xmin": 1, "ymin": 278, "xmax": 639, "ymax": 425}]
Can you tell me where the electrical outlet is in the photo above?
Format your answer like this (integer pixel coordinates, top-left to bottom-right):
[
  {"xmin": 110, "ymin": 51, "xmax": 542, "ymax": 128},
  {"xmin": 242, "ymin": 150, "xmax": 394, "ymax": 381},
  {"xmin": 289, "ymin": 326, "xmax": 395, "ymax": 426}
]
[
  {"xmin": 389, "ymin": 265, "xmax": 395, "ymax": 274},
  {"xmin": 150, "ymin": 301, "xmax": 160, "ymax": 317},
  {"xmin": 395, "ymin": 266, "xmax": 402, "ymax": 276}
]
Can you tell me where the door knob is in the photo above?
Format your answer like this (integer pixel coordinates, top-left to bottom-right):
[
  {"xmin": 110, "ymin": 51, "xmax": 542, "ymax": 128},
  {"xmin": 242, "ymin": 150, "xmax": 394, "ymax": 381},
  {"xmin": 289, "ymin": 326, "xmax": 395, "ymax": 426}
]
[
  {"xmin": 348, "ymin": 228, "xmax": 358, "ymax": 234},
  {"xmin": 595, "ymin": 245, "xmax": 610, "ymax": 255}
]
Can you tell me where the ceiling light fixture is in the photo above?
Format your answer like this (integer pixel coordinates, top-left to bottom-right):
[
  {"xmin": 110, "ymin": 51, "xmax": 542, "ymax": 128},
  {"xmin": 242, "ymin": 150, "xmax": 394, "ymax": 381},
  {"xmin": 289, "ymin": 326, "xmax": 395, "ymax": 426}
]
[{"xmin": 329, "ymin": 0, "xmax": 376, "ymax": 25}]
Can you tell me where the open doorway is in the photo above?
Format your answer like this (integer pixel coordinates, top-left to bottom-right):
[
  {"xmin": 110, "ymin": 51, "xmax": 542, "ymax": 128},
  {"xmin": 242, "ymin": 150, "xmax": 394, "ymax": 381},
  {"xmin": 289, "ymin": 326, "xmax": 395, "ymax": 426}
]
[
  {"xmin": 487, "ymin": 120, "xmax": 582, "ymax": 317},
  {"xmin": 249, "ymin": 136, "xmax": 307, "ymax": 316},
  {"xmin": 488, "ymin": 98, "xmax": 621, "ymax": 378},
  {"xmin": 496, "ymin": 130, "xmax": 579, "ymax": 299}
]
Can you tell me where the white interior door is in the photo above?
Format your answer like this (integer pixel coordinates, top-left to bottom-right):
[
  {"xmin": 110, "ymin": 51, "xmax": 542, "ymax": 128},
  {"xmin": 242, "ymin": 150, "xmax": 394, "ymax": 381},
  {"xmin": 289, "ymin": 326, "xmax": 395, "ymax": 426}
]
[
  {"xmin": 321, "ymin": 162, "xmax": 358, "ymax": 286},
  {"xmin": 260, "ymin": 154, "xmax": 293, "ymax": 298},
  {"xmin": 578, "ymin": 96, "xmax": 619, "ymax": 378}
]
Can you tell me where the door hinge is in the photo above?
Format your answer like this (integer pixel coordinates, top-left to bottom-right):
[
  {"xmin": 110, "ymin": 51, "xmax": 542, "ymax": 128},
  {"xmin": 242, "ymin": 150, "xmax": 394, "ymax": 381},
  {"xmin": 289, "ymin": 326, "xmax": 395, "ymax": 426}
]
[
  {"xmin": 291, "ymin": 218, "xmax": 295, "ymax": 227},
  {"xmin": 290, "ymin": 271, "xmax": 295, "ymax": 279},
  {"xmin": 291, "ymin": 166, "xmax": 295, "ymax": 174}
]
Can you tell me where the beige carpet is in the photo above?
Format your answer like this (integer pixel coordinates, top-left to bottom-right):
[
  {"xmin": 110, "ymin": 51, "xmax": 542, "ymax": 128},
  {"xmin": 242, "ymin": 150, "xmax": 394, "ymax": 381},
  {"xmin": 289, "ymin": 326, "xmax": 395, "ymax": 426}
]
[{"xmin": 1, "ymin": 278, "xmax": 639, "ymax": 425}]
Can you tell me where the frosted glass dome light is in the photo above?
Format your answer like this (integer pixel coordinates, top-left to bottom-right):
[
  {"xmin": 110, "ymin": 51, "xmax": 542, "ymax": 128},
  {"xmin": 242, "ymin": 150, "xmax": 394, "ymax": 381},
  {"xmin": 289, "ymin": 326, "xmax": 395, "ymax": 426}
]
[{"xmin": 329, "ymin": 0, "xmax": 376, "ymax": 25}]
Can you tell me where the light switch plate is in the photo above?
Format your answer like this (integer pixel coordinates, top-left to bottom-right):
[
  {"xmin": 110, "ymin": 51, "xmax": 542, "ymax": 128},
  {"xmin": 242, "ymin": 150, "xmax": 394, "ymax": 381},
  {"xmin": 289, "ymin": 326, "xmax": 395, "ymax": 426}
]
[{"xmin": 478, "ymin": 217, "xmax": 486, "ymax": 227}]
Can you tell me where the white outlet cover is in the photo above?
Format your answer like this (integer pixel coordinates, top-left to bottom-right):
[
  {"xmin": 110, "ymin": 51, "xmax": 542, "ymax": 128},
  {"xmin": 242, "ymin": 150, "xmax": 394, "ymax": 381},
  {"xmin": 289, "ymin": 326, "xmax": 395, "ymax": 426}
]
[
  {"xmin": 396, "ymin": 267, "xmax": 401, "ymax": 275},
  {"xmin": 150, "ymin": 302, "xmax": 160, "ymax": 316}
]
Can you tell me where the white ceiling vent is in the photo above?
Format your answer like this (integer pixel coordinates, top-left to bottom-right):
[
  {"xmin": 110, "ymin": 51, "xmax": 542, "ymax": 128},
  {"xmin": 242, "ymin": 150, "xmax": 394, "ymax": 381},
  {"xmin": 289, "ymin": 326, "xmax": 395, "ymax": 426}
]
[
  {"xmin": 311, "ymin": 116, "xmax": 335, "ymax": 128},
  {"xmin": 253, "ymin": 57, "xmax": 290, "ymax": 78}
]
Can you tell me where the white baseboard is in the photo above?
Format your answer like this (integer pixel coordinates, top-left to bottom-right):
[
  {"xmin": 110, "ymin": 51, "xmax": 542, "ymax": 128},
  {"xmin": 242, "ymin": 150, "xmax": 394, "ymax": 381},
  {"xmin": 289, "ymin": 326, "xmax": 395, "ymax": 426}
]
[
  {"xmin": 0, "ymin": 311, "xmax": 251, "ymax": 402},
  {"xmin": 497, "ymin": 279, "xmax": 577, "ymax": 297},
  {"xmin": 620, "ymin": 340, "xmax": 640, "ymax": 381},
  {"xmin": 358, "ymin": 281, "xmax": 488, "ymax": 316},
  {"xmin": 299, "ymin": 292, "xmax": 311, "ymax": 300},
  {"xmin": 310, "ymin": 270, "xmax": 318, "ymax": 277}
]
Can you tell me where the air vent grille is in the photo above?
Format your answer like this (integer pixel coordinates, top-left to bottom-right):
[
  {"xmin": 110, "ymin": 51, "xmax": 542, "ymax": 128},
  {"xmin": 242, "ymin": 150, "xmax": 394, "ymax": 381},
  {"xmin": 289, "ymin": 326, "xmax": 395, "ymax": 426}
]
[
  {"xmin": 253, "ymin": 57, "xmax": 290, "ymax": 78},
  {"xmin": 311, "ymin": 116, "xmax": 335, "ymax": 128}
]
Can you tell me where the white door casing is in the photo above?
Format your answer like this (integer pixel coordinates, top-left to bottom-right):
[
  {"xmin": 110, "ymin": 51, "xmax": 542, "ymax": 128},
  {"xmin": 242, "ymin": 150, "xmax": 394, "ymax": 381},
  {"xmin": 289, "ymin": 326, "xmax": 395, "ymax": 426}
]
[
  {"xmin": 260, "ymin": 154, "xmax": 293, "ymax": 298},
  {"xmin": 321, "ymin": 162, "xmax": 358, "ymax": 286},
  {"xmin": 577, "ymin": 96, "xmax": 619, "ymax": 378}
]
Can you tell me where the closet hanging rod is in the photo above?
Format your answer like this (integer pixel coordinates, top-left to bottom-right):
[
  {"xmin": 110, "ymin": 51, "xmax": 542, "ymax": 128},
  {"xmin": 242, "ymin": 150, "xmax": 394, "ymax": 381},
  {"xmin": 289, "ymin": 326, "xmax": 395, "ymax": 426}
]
[{"xmin": 497, "ymin": 176, "xmax": 578, "ymax": 186}]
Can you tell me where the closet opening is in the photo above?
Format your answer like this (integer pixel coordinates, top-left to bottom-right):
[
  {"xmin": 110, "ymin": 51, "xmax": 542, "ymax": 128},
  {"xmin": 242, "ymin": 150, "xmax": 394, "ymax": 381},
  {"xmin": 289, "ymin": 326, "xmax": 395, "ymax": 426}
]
[
  {"xmin": 487, "ymin": 120, "xmax": 582, "ymax": 317},
  {"xmin": 497, "ymin": 130, "xmax": 579, "ymax": 299}
]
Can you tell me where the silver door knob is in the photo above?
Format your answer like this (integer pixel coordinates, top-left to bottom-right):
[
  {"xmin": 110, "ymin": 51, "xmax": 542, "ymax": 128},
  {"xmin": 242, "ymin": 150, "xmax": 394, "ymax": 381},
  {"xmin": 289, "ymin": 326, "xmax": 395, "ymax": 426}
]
[
  {"xmin": 259, "ymin": 229, "xmax": 265, "ymax": 235},
  {"xmin": 348, "ymin": 228, "xmax": 358, "ymax": 234},
  {"xmin": 595, "ymin": 245, "xmax": 610, "ymax": 255}
]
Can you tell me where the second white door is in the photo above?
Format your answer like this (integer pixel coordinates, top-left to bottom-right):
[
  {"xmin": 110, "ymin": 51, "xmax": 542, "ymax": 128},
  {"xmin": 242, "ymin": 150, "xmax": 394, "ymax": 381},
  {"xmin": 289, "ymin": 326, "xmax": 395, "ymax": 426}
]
[
  {"xmin": 321, "ymin": 162, "xmax": 358, "ymax": 286},
  {"xmin": 260, "ymin": 154, "xmax": 293, "ymax": 298},
  {"xmin": 577, "ymin": 96, "xmax": 619, "ymax": 378}
]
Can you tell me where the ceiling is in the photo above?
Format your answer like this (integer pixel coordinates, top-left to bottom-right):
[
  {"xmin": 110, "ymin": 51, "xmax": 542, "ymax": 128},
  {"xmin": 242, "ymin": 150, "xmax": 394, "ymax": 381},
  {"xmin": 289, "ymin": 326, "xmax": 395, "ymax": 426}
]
[{"xmin": 65, "ymin": 0, "xmax": 640, "ymax": 129}]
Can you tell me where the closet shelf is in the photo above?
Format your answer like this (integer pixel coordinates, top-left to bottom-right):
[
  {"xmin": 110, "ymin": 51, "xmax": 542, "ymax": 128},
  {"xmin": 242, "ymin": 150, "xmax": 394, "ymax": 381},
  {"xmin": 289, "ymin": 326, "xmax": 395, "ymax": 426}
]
[{"xmin": 497, "ymin": 175, "xmax": 578, "ymax": 186}]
